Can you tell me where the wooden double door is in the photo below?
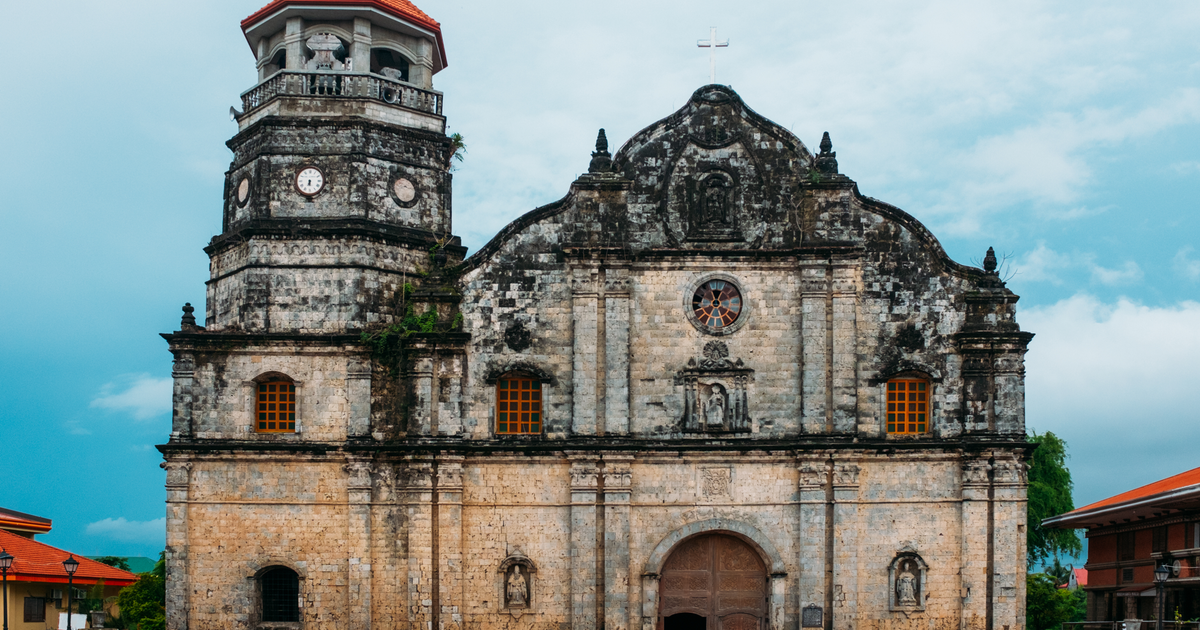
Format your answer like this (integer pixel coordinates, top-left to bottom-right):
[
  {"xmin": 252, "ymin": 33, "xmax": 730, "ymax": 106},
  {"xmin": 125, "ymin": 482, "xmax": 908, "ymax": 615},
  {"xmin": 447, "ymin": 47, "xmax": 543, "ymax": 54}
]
[{"xmin": 659, "ymin": 534, "xmax": 768, "ymax": 630}]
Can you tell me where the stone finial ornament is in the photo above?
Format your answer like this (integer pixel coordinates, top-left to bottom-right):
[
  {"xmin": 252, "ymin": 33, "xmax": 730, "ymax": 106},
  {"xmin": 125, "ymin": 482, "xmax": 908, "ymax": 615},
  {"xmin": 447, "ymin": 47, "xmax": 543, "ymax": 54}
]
[
  {"xmin": 815, "ymin": 131, "xmax": 839, "ymax": 175},
  {"xmin": 181, "ymin": 303, "xmax": 197, "ymax": 328},
  {"xmin": 983, "ymin": 247, "xmax": 998, "ymax": 273},
  {"xmin": 588, "ymin": 128, "xmax": 614, "ymax": 173}
]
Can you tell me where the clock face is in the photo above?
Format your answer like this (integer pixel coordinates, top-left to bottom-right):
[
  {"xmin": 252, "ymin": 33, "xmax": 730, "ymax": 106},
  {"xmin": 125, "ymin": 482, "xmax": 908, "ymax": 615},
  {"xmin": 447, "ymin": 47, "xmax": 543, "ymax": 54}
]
[
  {"xmin": 393, "ymin": 177, "xmax": 416, "ymax": 203},
  {"xmin": 236, "ymin": 177, "xmax": 250, "ymax": 205},
  {"xmin": 295, "ymin": 167, "xmax": 325, "ymax": 196}
]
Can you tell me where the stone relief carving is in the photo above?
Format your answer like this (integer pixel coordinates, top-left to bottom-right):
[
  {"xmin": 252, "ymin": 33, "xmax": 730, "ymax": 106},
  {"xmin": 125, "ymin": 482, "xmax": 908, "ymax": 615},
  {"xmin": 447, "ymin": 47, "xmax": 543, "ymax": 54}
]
[
  {"xmin": 569, "ymin": 461, "xmax": 599, "ymax": 490},
  {"xmin": 676, "ymin": 341, "xmax": 753, "ymax": 432},
  {"xmin": 993, "ymin": 459, "xmax": 1025, "ymax": 484},
  {"xmin": 888, "ymin": 547, "xmax": 928, "ymax": 612},
  {"xmin": 701, "ymin": 467, "xmax": 732, "ymax": 499},
  {"xmin": 161, "ymin": 461, "xmax": 192, "ymax": 486},
  {"xmin": 504, "ymin": 320, "xmax": 532, "ymax": 352},
  {"xmin": 963, "ymin": 460, "xmax": 992, "ymax": 485},
  {"xmin": 798, "ymin": 462, "xmax": 829, "ymax": 488},
  {"xmin": 833, "ymin": 464, "xmax": 861, "ymax": 486},
  {"xmin": 344, "ymin": 462, "xmax": 373, "ymax": 489},
  {"xmin": 603, "ymin": 462, "xmax": 633, "ymax": 492}
]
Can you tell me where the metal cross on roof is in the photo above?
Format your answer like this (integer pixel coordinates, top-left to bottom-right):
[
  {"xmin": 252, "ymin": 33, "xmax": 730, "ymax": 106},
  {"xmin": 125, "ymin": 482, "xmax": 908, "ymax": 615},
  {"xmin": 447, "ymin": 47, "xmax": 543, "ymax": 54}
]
[{"xmin": 697, "ymin": 27, "xmax": 729, "ymax": 84}]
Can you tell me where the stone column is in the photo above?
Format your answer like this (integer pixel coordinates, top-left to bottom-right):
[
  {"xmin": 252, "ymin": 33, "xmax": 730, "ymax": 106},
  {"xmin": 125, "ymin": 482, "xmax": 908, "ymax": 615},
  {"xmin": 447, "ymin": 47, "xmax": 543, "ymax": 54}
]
[
  {"xmin": 797, "ymin": 459, "xmax": 829, "ymax": 629},
  {"xmin": 800, "ymin": 264, "xmax": 829, "ymax": 434},
  {"xmin": 436, "ymin": 355, "xmax": 464, "ymax": 437},
  {"xmin": 370, "ymin": 464, "xmax": 400, "ymax": 626},
  {"xmin": 399, "ymin": 460, "xmax": 435, "ymax": 630},
  {"xmin": 830, "ymin": 265, "xmax": 859, "ymax": 434},
  {"xmin": 992, "ymin": 455, "xmax": 1027, "ymax": 630},
  {"xmin": 603, "ymin": 455, "xmax": 633, "ymax": 630},
  {"xmin": 572, "ymin": 268, "xmax": 600, "ymax": 435},
  {"xmin": 437, "ymin": 456, "xmax": 465, "ymax": 630},
  {"xmin": 284, "ymin": 17, "xmax": 304, "ymax": 70},
  {"xmin": 346, "ymin": 357, "xmax": 372, "ymax": 438},
  {"xmin": 569, "ymin": 456, "xmax": 600, "ymax": 630},
  {"xmin": 346, "ymin": 460, "xmax": 373, "ymax": 630},
  {"xmin": 831, "ymin": 462, "xmax": 861, "ymax": 630},
  {"xmin": 171, "ymin": 354, "xmax": 194, "ymax": 438},
  {"xmin": 605, "ymin": 269, "xmax": 631, "ymax": 435},
  {"xmin": 961, "ymin": 458, "xmax": 992, "ymax": 630},
  {"xmin": 162, "ymin": 460, "xmax": 192, "ymax": 630},
  {"xmin": 350, "ymin": 18, "xmax": 372, "ymax": 74},
  {"xmin": 411, "ymin": 357, "xmax": 434, "ymax": 436}
]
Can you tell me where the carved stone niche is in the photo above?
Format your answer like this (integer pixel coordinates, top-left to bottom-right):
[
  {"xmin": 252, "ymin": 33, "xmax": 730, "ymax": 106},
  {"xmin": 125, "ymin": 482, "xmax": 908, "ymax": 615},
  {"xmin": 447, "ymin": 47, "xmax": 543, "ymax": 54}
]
[
  {"xmin": 675, "ymin": 341, "xmax": 754, "ymax": 433},
  {"xmin": 498, "ymin": 552, "xmax": 537, "ymax": 618},
  {"xmin": 888, "ymin": 546, "xmax": 928, "ymax": 612},
  {"xmin": 686, "ymin": 169, "xmax": 740, "ymax": 241}
]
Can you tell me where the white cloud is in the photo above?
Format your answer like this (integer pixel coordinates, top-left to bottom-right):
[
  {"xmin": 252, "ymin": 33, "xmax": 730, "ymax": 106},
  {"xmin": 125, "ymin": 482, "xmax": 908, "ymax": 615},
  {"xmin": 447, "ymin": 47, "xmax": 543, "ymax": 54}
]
[
  {"xmin": 1012, "ymin": 242, "xmax": 1073, "ymax": 284},
  {"xmin": 1089, "ymin": 260, "xmax": 1143, "ymax": 285},
  {"xmin": 1175, "ymin": 247, "xmax": 1200, "ymax": 281},
  {"xmin": 90, "ymin": 375, "xmax": 172, "ymax": 420},
  {"xmin": 85, "ymin": 517, "xmax": 166, "ymax": 545},
  {"xmin": 1023, "ymin": 295, "xmax": 1200, "ymax": 506}
]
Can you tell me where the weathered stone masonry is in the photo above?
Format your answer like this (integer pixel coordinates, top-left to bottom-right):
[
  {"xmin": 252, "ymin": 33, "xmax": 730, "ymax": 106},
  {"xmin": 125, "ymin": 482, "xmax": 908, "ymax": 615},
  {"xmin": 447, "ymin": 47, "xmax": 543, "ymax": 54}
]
[{"xmin": 160, "ymin": 5, "xmax": 1034, "ymax": 630}]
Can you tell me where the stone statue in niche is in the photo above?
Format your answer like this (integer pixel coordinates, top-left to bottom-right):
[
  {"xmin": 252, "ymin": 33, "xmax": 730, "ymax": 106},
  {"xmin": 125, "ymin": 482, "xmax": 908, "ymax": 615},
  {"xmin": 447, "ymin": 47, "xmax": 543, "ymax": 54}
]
[
  {"xmin": 676, "ymin": 342, "xmax": 753, "ymax": 432},
  {"xmin": 896, "ymin": 560, "xmax": 918, "ymax": 605},
  {"xmin": 888, "ymin": 550, "xmax": 927, "ymax": 611},
  {"xmin": 506, "ymin": 566, "xmax": 528, "ymax": 607},
  {"xmin": 703, "ymin": 176, "xmax": 731, "ymax": 224},
  {"xmin": 705, "ymin": 383, "xmax": 727, "ymax": 427}
]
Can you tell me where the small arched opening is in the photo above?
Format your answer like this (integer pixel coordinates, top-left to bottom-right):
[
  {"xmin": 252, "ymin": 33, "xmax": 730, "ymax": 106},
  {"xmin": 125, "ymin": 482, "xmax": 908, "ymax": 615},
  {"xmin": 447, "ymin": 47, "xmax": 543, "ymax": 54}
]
[
  {"xmin": 260, "ymin": 566, "xmax": 300, "ymax": 622},
  {"xmin": 371, "ymin": 48, "xmax": 411, "ymax": 82}
]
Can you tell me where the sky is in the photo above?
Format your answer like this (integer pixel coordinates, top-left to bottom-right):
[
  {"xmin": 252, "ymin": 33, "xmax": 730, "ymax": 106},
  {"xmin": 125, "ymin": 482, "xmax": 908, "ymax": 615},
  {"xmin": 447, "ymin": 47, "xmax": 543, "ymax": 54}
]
[{"xmin": 0, "ymin": 0, "xmax": 1198, "ymax": 561}]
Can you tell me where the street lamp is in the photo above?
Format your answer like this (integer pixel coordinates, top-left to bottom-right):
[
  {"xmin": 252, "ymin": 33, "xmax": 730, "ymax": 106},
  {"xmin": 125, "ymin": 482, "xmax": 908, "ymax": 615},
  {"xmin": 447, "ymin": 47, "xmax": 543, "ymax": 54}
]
[
  {"xmin": 1155, "ymin": 564, "xmax": 1171, "ymax": 630},
  {"xmin": 0, "ymin": 549, "xmax": 14, "ymax": 630},
  {"xmin": 62, "ymin": 555, "xmax": 79, "ymax": 630}
]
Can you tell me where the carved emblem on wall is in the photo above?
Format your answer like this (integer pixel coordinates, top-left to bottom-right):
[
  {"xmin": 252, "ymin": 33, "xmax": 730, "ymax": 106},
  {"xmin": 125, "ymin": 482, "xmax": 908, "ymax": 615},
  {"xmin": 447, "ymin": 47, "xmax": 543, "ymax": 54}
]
[
  {"xmin": 888, "ymin": 546, "xmax": 928, "ymax": 612},
  {"xmin": 504, "ymin": 320, "xmax": 532, "ymax": 352},
  {"xmin": 798, "ymin": 462, "xmax": 829, "ymax": 489},
  {"xmin": 700, "ymin": 467, "xmax": 732, "ymax": 499},
  {"xmin": 676, "ymin": 342, "xmax": 753, "ymax": 432}
]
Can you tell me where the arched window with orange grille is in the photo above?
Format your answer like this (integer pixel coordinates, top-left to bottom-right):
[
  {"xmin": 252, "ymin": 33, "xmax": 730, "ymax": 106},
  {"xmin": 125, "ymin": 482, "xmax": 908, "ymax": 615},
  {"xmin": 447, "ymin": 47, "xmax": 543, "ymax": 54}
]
[
  {"xmin": 886, "ymin": 378, "xmax": 929, "ymax": 435},
  {"xmin": 256, "ymin": 378, "xmax": 297, "ymax": 433},
  {"xmin": 495, "ymin": 373, "xmax": 542, "ymax": 435}
]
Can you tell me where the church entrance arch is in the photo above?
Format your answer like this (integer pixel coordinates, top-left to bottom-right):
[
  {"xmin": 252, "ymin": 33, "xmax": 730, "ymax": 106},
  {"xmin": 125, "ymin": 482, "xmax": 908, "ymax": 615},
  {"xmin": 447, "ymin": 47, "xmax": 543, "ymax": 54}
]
[{"xmin": 659, "ymin": 533, "xmax": 768, "ymax": 630}]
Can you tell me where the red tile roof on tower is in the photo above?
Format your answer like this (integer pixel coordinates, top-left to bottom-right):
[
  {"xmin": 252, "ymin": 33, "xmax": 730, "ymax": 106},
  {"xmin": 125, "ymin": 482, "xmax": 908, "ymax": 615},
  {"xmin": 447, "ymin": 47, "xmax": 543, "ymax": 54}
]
[
  {"xmin": 0, "ymin": 530, "xmax": 139, "ymax": 587},
  {"xmin": 241, "ymin": 0, "xmax": 447, "ymax": 69},
  {"xmin": 0, "ymin": 507, "xmax": 52, "ymax": 535}
]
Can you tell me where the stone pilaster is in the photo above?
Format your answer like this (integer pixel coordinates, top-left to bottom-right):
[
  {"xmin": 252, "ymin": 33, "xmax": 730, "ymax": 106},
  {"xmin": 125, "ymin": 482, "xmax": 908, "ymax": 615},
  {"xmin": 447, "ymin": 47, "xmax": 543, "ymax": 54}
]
[
  {"xmin": 569, "ymin": 456, "xmax": 600, "ymax": 630},
  {"xmin": 399, "ymin": 460, "xmax": 435, "ymax": 630},
  {"xmin": 162, "ymin": 460, "xmax": 192, "ymax": 630},
  {"xmin": 992, "ymin": 455, "xmax": 1028, "ymax": 630},
  {"xmin": 831, "ymin": 265, "xmax": 859, "ymax": 434},
  {"xmin": 346, "ymin": 357, "xmax": 372, "ymax": 438},
  {"xmin": 171, "ymin": 354, "xmax": 194, "ymax": 438},
  {"xmin": 572, "ymin": 268, "xmax": 599, "ymax": 435},
  {"xmin": 411, "ymin": 357, "xmax": 434, "ymax": 436},
  {"xmin": 801, "ymin": 264, "xmax": 829, "ymax": 434},
  {"xmin": 346, "ymin": 459, "xmax": 373, "ymax": 630},
  {"xmin": 831, "ymin": 462, "xmax": 861, "ymax": 630},
  {"xmin": 798, "ymin": 459, "xmax": 830, "ymax": 628},
  {"xmin": 605, "ymin": 269, "xmax": 631, "ymax": 435},
  {"xmin": 961, "ymin": 457, "xmax": 992, "ymax": 630},
  {"xmin": 603, "ymin": 455, "xmax": 634, "ymax": 630},
  {"xmin": 436, "ymin": 456, "xmax": 465, "ymax": 630}
]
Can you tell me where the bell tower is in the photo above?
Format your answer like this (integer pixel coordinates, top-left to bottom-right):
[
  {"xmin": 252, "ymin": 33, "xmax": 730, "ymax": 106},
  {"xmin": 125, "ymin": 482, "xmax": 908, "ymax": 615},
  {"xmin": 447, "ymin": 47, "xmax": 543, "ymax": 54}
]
[{"xmin": 209, "ymin": 0, "xmax": 461, "ymax": 333}]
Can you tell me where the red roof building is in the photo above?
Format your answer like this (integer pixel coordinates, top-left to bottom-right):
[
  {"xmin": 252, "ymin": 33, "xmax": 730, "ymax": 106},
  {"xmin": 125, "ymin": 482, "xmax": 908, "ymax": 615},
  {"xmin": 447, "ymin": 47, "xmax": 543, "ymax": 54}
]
[
  {"xmin": 1044, "ymin": 467, "xmax": 1200, "ymax": 623},
  {"xmin": 0, "ymin": 510, "xmax": 139, "ymax": 630}
]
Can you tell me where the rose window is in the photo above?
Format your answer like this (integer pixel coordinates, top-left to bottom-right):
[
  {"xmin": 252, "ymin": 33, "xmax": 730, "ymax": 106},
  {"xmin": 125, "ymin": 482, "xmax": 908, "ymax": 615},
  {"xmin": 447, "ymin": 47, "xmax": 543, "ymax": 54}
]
[{"xmin": 691, "ymin": 280, "xmax": 743, "ymax": 330}]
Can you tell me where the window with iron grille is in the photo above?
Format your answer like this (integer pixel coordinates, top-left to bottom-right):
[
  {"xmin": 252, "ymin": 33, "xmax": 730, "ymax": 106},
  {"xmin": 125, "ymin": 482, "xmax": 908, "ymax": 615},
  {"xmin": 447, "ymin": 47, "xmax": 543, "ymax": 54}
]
[
  {"xmin": 256, "ymin": 380, "xmax": 297, "ymax": 433},
  {"xmin": 887, "ymin": 379, "xmax": 929, "ymax": 434},
  {"xmin": 495, "ymin": 373, "xmax": 542, "ymax": 435},
  {"xmin": 1121, "ymin": 568, "xmax": 1134, "ymax": 583},
  {"xmin": 24, "ymin": 597, "xmax": 45, "ymax": 623},
  {"xmin": 261, "ymin": 567, "xmax": 300, "ymax": 622}
]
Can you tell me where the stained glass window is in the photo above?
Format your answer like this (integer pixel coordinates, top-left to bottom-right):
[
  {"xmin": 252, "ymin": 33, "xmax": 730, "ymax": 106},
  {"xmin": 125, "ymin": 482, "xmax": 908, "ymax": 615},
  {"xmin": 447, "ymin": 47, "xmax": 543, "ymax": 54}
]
[
  {"xmin": 691, "ymin": 280, "xmax": 743, "ymax": 330},
  {"xmin": 496, "ymin": 374, "xmax": 542, "ymax": 434},
  {"xmin": 886, "ymin": 379, "xmax": 928, "ymax": 434}
]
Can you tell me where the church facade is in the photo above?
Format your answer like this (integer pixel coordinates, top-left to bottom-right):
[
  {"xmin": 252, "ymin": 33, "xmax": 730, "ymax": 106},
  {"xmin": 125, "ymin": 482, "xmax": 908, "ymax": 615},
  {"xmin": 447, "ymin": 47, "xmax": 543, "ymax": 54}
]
[{"xmin": 159, "ymin": 3, "xmax": 1034, "ymax": 630}]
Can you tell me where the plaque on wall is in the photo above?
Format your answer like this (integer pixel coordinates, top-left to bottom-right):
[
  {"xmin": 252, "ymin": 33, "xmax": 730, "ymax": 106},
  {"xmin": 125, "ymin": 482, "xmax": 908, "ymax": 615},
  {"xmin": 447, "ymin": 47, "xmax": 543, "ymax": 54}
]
[{"xmin": 802, "ymin": 604, "xmax": 823, "ymax": 628}]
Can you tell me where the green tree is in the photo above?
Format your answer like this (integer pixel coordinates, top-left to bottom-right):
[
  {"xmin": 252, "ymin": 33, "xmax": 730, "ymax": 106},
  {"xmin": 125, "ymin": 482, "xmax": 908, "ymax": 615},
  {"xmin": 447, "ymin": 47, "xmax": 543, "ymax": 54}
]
[
  {"xmin": 1028, "ymin": 431, "xmax": 1084, "ymax": 567},
  {"xmin": 94, "ymin": 556, "xmax": 132, "ymax": 572},
  {"xmin": 1027, "ymin": 573, "xmax": 1086, "ymax": 630},
  {"xmin": 115, "ymin": 552, "xmax": 166, "ymax": 630}
]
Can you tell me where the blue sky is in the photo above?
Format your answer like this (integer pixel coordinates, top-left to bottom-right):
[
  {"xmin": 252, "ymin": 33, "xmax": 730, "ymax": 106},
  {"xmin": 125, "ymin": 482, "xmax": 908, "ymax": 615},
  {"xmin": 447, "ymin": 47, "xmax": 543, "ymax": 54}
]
[{"xmin": 1, "ymin": 0, "xmax": 1198, "ymax": 559}]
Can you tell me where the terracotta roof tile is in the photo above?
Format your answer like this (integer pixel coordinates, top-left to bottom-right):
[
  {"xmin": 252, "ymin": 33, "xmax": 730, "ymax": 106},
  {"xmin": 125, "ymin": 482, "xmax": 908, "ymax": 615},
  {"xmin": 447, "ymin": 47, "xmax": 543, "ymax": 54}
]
[
  {"xmin": 1068, "ymin": 466, "xmax": 1200, "ymax": 514},
  {"xmin": 243, "ymin": 0, "xmax": 440, "ymax": 32},
  {"xmin": 0, "ymin": 530, "xmax": 139, "ymax": 586}
]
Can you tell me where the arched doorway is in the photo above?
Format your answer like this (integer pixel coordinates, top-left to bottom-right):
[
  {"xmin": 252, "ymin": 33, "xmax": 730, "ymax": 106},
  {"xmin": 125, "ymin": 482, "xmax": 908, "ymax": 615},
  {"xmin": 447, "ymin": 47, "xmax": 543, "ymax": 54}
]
[{"xmin": 659, "ymin": 533, "xmax": 768, "ymax": 630}]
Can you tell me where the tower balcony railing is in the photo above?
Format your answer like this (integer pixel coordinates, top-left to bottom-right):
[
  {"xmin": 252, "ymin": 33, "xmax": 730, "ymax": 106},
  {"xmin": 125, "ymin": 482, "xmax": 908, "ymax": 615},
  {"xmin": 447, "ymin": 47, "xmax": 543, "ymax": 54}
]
[{"xmin": 240, "ymin": 70, "xmax": 443, "ymax": 116}]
